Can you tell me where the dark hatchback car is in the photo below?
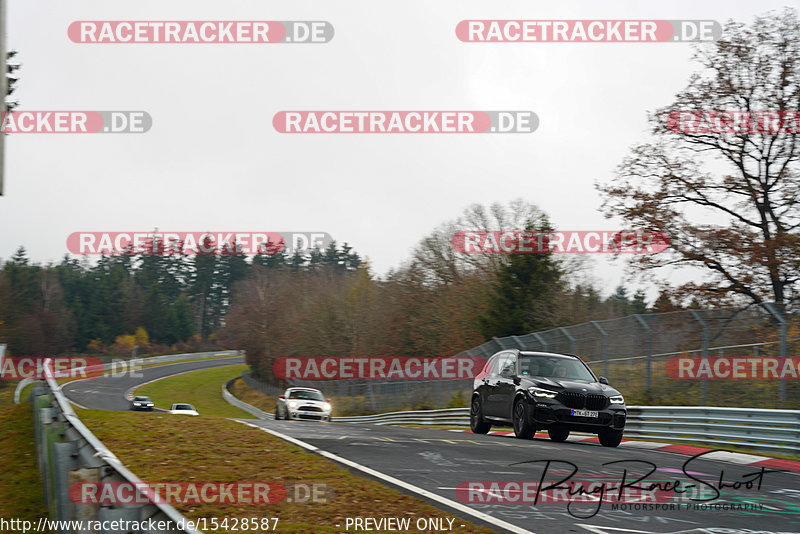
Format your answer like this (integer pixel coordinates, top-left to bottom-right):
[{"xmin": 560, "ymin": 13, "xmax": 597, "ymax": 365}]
[
  {"xmin": 130, "ymin": 395, "xmax": 154, "ymax": 411},
  {"xmin": 471, "ymin": 350, "xmax": 626, "ymax": 447}
]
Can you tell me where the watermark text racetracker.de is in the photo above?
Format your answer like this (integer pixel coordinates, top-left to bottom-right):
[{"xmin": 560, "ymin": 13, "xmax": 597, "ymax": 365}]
[
  {"xmin": 273, "ymin": 111, "xmax": 538, "ymax": 133},
  {"xmin": 68, "ymin": 21, "xmax": 334, "ymax": 44},
  {"xmin": 456, "ymin": 19, "xmax": 721, "ymax": 42},
  {"xmin": 273, "ymin": 356, "xmax": 486, "ymax": 380},
  {"xmin": 66, "ymin": 232, "xmax": 334, "ymax": 255},
  {"xmin": 0, "ymin": 517, "xmax": 280, "ymax": 533},
  {"xmin": 666, "ymin": 356, "xmax": 800, "ymax": 380},
  {"xmin": 667, "ymin": 110, "xmax": 800, "ymax": 134},
  {"xmin": 0, "ymin": 111, "xmax": 151, "ymax": 133},
  {"xmin": 69, "ymin": 481, "xmax": 332, "ymax": 505},
  {"xmin": 0, "ymin": 356, "xmax": 141, "ymax": 380},
  {"xmin": 452, "ymin": 230, "xmax": 670, "ymax": 254}
]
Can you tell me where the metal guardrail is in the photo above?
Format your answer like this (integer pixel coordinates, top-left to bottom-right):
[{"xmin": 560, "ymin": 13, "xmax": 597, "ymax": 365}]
[
  {"xmin": 71, "ymin": 351, "xmax": 245, "ymax": 389},
  {"xmin": 623, "ymin": 406, "xmax": 800, "ymax": 455},
  {"xmin": 335, "ymin": 408, "xmax": 471, "ymax": 426},
  {"xmin": 222, "ymin": 384, "xmax": 800, "ymax": 457},
  {"xmin": 32, "ymin": 359, "xmax": 204, "ymax": 534},
  {"xmin": 128, "ymin": 349, "xmax": 242, "ymax": 367},
  {"xmin": 83, "ymin": 349, "xmax": 243, "ymax": 376},
  {"xmin": 222, "ymin": 378, "xmax": 274, "ymax": 420}
]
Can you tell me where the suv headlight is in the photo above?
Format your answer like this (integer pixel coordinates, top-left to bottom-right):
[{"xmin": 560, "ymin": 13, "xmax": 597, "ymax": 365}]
[
  {"xmin": 322, "ymin": 402, "xmax": 332, "ymax": 412},
  {"xmin": 609, "ymin": 395, "xmax": 625, "ymax": 405},
  {"xmin": 528, "ymin": 387, "xmax": 557, "ymax": 399},
  {"xmin": 288, "ymin": 400, "xmax": 298, "ymax": 409}
]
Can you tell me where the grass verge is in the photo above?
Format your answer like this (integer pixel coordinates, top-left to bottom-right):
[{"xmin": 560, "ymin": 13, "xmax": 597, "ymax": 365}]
[
  {"xmin": 135, "ymin": 364, "xmax": 251, "ymax": 418},
  {"xmin": 0, "ymin": 383, "xmax": 49, "ymax": 520},
  {"xmin": 77, "ymin": 409, "xmax": 495, "ymax": 534},
  {"xmin": 230, "ymin": 378, "xmax": 277, "ymax": 414}
]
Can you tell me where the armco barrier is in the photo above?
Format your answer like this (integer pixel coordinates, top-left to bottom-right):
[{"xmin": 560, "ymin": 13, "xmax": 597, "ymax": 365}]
[
  {"xmin": 76, "ymin": 350, "xmax": 245, "ymax": 396},
  {"xmin": 334, "ymin": 408, "xmax": 471, "ymax": 426},
  {"xmin": 94, "ymin": 349, "xmax": 243, "ymax": 376},
  {"xmin": 623, "ymin": 406, "xmax": 800, "ymax": 455},
  {"xmin": 222, "ymin": 378, "xmax": 274, "ymax": 420},
  {"xmin": 221, "ymin": 383, "xmax": 799, "ymax": 457},
  {"xmin": 32, "ymin": 359, "xmax": 204, "ymax": 534}
]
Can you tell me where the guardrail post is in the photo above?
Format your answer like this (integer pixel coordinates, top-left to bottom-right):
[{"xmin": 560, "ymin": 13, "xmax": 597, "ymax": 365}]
[
  {"xmin": 690, "ymin": 310, "xmax": 709, "ymax": 404},
  {"xmin": 763, "ymin": 302, "xmax": 788, "ymax": 405},
  {"xmin": 634, "ymin": 315, "xmax": 653, "ymax": 395},
  {"xmin": 53, "ymin": 441, "xmax": 79, "ymax": 527},
  {"xmin": 591, "ymin": 321, "xmax": 609, "ymax": 379}
]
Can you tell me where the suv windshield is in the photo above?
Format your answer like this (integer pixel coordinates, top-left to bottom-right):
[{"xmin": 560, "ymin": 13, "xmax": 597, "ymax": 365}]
[
  {"xmin": 288, "ymin": 390, "xmax": 325, "ymax": 401},
  {"xmin": 174, "ymin": 404, "xmax": 194, "ymax": 410},
  {"xmin": 134, "ymin": 396, "xmax": 150, "ymax": 401},
  {"xmin": 518, "ymin": 354, "xmax": 596, "ymax": 383}
]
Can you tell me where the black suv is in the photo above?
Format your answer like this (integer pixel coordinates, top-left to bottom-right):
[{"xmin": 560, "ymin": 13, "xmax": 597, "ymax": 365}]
[{"xmin": 470, "ymin": 350, "xmax": 626, "ymax": 447}]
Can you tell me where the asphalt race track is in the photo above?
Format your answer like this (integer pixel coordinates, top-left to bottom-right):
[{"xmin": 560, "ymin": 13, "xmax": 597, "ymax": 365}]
[
  {"xmin": 62, "ymin": 359, "xmax": 800, "ymax": 534},
  {"xmin": 61, "ymin": 356, "xmax": 244, "ymax": 411}
]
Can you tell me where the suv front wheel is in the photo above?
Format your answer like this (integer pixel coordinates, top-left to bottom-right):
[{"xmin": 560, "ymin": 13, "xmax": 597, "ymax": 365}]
[
  {"xmin": 548, "ymin": 427, "xmax": 570, "ymax": 442},
  {"xmin": 512, "ymin": 399, "xmax": 536, "ymax": 439},
  {"xmin": 598, "ymin": 428, "xmax": 623, "ymax": 447},
  {"xmin": 470, "ymin": 397, "xmax": 491, "ymax": 434}
]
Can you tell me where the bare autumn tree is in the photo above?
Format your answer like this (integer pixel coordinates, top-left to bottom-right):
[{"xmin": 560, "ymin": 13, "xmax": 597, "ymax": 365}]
[
  {"xmin": 598, "ymin": 9, "xmax": 800, "ymax": 310},
  {"xmin": 410, "ymin": 198, "xmax": 552, "ymax": 285}
]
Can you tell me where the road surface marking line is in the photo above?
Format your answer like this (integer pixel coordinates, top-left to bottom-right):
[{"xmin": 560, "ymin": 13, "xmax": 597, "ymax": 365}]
[{"xmin": 237, "ymin": 421, "xmax": 534, "ymax": 534}]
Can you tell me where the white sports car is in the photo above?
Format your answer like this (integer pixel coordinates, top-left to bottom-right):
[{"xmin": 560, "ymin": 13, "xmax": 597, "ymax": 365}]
[
  {"xmin": 275, "ymin": 387, "xmax": 332, "ymax": 421},
  {"xmin": 170, "ymin": 403, "xmax": 199, "ymax": 416}
]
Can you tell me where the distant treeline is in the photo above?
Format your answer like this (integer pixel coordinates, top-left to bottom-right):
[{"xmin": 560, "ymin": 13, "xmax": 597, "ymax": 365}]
[
  {"xmin": 0, "ymin": 202, "xmax": 684, "ymax": 368},
  {"xmin": 0, "ymin": 242, "xmax": 362, "ymax": 357}
]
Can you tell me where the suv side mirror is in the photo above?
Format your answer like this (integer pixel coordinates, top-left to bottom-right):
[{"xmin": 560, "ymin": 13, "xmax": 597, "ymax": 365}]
[
  {"xmin": 326, "ymin": 398, "xmax": 332, "ymax": 403},
  {"xmin": 500, "ymin": 368, "xmax": 512, "ymax": 378},
  {"xmin": 599, "ymin": 377, "xmax": 609, "ymax": 385},
  {"xmin": 279, "ymin": 394, "xmax": 285, "ymax": 399}
]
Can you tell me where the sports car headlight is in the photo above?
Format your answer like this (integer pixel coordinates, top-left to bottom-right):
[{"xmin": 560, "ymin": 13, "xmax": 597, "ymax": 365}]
[
  {"xmin": 609, "ymin": 395, "xmax": 625, "ymax": 405},
  {"xmin": 322, "ymin": 403, "xmax": 332, "ymax": 412},
  {"xmin": 528, "ymin": 387, "xmax": 557, "ymax": 399},
  {"xmin": 133, "ymin": 402, "xmax": 141, "ymax": 406},
  {"xmin": 288, "ymin": 400, "xmax": 298, "ymax": 409}
]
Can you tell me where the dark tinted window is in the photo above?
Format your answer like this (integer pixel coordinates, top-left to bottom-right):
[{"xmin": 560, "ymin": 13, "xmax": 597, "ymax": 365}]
[
  {"xmin": 288, "ymin": 390, "xmax": 325, "ymax": 401},
  {"xmin": 518, "ymin": 354, "xmax": 595, "ymax": 382}
]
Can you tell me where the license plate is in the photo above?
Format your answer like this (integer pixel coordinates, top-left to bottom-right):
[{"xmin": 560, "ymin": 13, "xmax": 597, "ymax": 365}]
[{"xmin": 571, "ymin": 409, "xmax": 599, "ymax": 418}]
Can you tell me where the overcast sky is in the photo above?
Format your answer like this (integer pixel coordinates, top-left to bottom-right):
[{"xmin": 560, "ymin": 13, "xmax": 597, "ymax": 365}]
[{"xmin": 1, "ymin": 0, "xmax": 791, "ymax": 301}]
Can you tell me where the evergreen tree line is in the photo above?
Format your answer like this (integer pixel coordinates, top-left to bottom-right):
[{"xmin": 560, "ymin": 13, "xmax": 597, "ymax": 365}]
[{"xmin": 0, "ymin": 241, "xmax": 362, "ymax": 357}]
